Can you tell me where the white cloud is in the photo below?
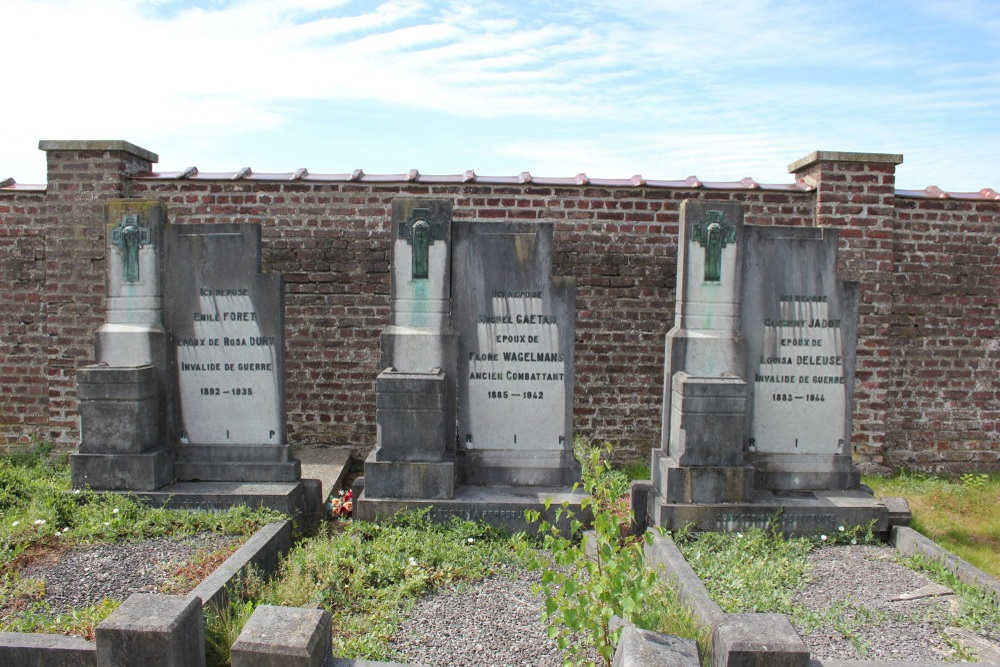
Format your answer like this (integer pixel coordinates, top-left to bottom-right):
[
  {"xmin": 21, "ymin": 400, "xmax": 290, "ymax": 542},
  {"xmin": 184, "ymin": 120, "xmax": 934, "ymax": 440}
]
[{"xmin": 1, "ymin": 0, "xmax": 996, "ymax": 188}]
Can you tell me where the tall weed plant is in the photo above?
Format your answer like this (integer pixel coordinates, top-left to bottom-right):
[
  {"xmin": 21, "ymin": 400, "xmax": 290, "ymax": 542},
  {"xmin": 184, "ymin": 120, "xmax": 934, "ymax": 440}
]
[{"xmin": 525, "ymin": 443, "xmax": 662, "ymax": 666}]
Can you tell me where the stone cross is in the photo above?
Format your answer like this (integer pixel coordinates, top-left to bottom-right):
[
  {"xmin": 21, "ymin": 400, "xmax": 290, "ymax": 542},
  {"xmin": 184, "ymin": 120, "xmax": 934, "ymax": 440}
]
[
  {"xmin": 397, "ymin": 208, "xmax": 443, "ymax": 279},
  {"xmin": 109, "ymin": 214, "xmax": 151, "ymax": 283},
  {"xmin": 691, "ymin": 210, "xmax": 737, "ymax": 282}
]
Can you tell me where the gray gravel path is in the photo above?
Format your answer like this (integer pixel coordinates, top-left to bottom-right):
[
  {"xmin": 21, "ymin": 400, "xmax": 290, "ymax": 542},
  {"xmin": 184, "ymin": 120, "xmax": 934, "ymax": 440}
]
[
  {"xmin": 390, "ymin": 564, "xmax": 601, "ymax": 667},
  {"xmin": 793, "ymin": 544, "xmax": 972, "ymax": 662},
  {"xmin": 8, "ymin": 533, "xmax": 239, "ymax": 615}
]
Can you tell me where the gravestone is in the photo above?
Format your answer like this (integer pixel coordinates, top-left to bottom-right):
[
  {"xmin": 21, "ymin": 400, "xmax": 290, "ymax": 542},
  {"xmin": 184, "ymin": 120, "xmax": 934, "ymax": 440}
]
[
  {"xmin": 72, "ymin": 202, "xmax": 320, "ymax": 529},
  {"xmin": 357, "ymin": 205, "xmax": 583, "ymax": 533},
  {"xmin": 647, "ymin": 200, "xmax": 901, "ymax": 535},
  {"xmin": 162, "ymin": 223, "xmax": 297, "ymax": 482},
  {"xmin": 452, "ymin": 221, "xmax": 577, "ymax": 486},
  {"xmin": 741, "ymin": 226, "xmax": 859, "ymax": 491},
  {"xmin": 71, "ymin": 200, "xmax": 174, "ymax": 491},
  {"xmin": 363, "ymin": 200, "xmax": 457, "ymax": 499}
]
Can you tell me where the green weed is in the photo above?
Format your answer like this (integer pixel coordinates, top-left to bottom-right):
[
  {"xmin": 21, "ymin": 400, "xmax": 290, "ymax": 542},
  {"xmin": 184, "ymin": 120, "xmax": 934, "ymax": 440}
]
[
  {"xmin": 247, "ymin": 512, "xmax": 532, "ymax": 661},
  {"xmin": 527, "ymin": 443, "xmax": 699, "ymax": 666}
]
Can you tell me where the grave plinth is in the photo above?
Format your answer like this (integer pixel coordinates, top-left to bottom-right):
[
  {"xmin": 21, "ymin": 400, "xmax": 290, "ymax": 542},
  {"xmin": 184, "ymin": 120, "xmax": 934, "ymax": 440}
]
[
  {"xmin": 647, "ymin": 200, "xmax": 904, "ymax": 536},
  {"xmin": 362, "ymin": 201, "xmax": 458, "ymax": 502},
  {"xmin": 71, "ymin": 201, "xmax": 321, "ymax": 531},
  {"xmin": 357, "ymin": 203, "xmax": 585, "ymax": 533},
  {"xmin": 71, "ymin": 200, "xmax": 174, "ymax": 491}
]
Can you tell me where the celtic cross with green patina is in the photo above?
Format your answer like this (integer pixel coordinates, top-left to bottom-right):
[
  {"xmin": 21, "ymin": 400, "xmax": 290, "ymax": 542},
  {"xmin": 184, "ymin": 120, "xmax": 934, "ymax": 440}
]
[
  {"xmin": 690, "ymin": 210, "xmax": 737, "ymax": 282},
  {"xmin": 109, "ymin": 214, "xmax": 151, "ymax": 283},
  {"xmin": 397, "ymin": 208, "xmax": 443, "ymax": 279}
]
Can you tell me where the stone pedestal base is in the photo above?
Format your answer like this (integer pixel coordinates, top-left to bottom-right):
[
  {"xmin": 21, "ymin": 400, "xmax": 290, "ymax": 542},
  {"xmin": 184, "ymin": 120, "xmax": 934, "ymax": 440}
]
[
  {"xmin": 647, "ymin": 487, "xmax": 896, "ymax": 536},
  {"xmin": 71, "ymin": 447, "xmax": 175, "ymax": 492},
  {"xmin": 363, "ymin": 452, "xmax": 455, "ymax": 499},
  {"xmin": 355, "ymin": 483, "xmax": 589, "ymax": 536},
  {"xmin": 653, "ymin": 450, "xmax": 753, "ymax": 504},
  {"xmin": 174, "ymin": 444, "xmax": 300, "ymax": 483},
  {"xmin": 750, "ymin": 452, "xmax": 861, "ymax": 491},
  {"xmin": 459, "ymin": 448, "xmax": 580, "ymax": 487},
  {"xmin": 131, "ymin": 480, "xmax": 323, "ymax": 533},
  {"xmin": 667, "ymin": 372, "xmax": 747, "ymax": 466},
  {"xmin": 375, "ymin": 369, "xmax": 448, "ymax": 462}
]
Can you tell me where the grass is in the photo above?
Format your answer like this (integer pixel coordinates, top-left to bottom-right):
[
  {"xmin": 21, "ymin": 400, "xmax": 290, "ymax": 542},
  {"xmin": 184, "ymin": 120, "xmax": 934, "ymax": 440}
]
[
  {"xmin": 0, "ymin": 443, "xmax": 285, "ymax": 639},
  {"xmin": 864, "ymin": 471, "xmax": 1000, "ymax": 578},
  {"xmin": 204, "ymin": 511, "xmax": 534, "ymax": 665},
  {"xmin": 673, "ymin": 523, "xmax": 1000, "ymax": 659}
]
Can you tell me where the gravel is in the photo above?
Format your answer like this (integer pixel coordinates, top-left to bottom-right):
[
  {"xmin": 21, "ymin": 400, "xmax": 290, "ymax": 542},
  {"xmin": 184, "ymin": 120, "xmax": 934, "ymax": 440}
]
[
  {"xmin": 792, "ymin": 544, "xmax": 971, "ymax": 662},
  {"xmin": 5, "ymin": 535, "xmax": 995, "ymax": 665},
  {"xmin": 390, "ymin": 564, "xmax": 601, "ymax": 667},
  {"xmin": 389, "ymin": 543, "xmax": 997, "ymax": 666},
  {"xmin": 5, "ymin": 533, "xmax": 239, "ymax": 616}
]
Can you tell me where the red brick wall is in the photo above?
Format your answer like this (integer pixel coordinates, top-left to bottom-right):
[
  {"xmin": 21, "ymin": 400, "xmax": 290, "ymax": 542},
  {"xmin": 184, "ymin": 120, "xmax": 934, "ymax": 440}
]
[
  {"xmin": 889, "ymin": 197, "xmax": 1000, "ymax": 472},
  {"xmin": 0, "ymin": 190, "xmax": 47, "ymax": 444},
  {"xmin": 39, "ymin": 147, "xmax": 154, "ymax": 443},
  {"xmin": 1, "ymin": 143, "xmax": 996, "ymax": 474},
  {"xmin": 123, "ymin": 178, "xmax": 814, "ymax": 462}
]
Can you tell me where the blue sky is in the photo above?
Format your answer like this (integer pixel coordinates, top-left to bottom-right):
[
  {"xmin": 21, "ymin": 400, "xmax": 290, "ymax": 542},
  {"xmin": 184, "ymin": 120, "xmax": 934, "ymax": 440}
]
[{"xmin": 2, "ymin": 0, "xmax": 998, "ymax": 190}]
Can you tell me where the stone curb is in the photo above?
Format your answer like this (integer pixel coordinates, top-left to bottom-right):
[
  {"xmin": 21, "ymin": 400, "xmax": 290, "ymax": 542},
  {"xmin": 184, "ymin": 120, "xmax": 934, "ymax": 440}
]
[
  {"xmin": 187, "ymin": 520, "xmax": 293, "ymax": 611},
  {"xmin": 0, "ymin": 520, "xmax": 292, "ymax": 666},
  {"xmin": 890, "ymin": 525, "xmax": 1000, "ymax": 603},
  {"xmin": 647, "ymin": 529, "xmax": 1000, "ymax": 667},
  {"xmin": 644, "ymin": 532, "xmax": 725, "ymax": 630}
]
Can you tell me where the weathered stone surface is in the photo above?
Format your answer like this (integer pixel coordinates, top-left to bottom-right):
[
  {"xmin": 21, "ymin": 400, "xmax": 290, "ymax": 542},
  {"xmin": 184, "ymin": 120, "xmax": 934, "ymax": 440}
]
[
  {"xmin": 362, "ymin": 452, "xmax": 455, "ymax": 499},
  {"xmin": 740, "ymin": 225, "xmax": 860, "ymax": 491},
  {"xmin": 132, "ymin": 481, "xmax": 321, "ymax": 533},
  {"xmin": 668, "ymin": 373, "xmax": 747, "ymax": 467},
  {"xmin": 649, "ymin": 489, "xmax": 889, "ymax": 536},
  {"xmin": 0, "ymin": 632, "xmax": 96, "ymax": 667},
  {"xmin": 356, "ymin": 483, "xmax": 588, "ymax": 535},
  {"xmin": 452, "ymin": 220, "xmax": 577, "ymax": 486},
  {"xmin": 231, "ymin": 605, "xmax": 331, "ymax": 667},
  {"xmin": 76, "ymin": 365, "xmax": 159, "ymax": 455},
  {"xmin": 612, "ymin": 626, "xmax": 700, "ymax": 666},
  {"xmin": 374, "ymin": 369, "xmax": 447, "ymax": 463},
  {"xmin": 96, "ymin": 594, "xmax": 204, "ymax": 667},
  {"xmin": 163, "ymin": 223, "xmax": 296, "ymax": 482},
  {"xmin": 186, "ymin": 521, "xmax": 293, "ymax": 612},
  {"xmin": 710, "ymin": 613, "xmax": 809, "ymax": 667},
  {"xmin": 662, "ymin": 200, "xmax": 747, "ymax": 450},
  {"xmin": 71, "ymin": 447, "xmax": 175, "ymax": 492}
]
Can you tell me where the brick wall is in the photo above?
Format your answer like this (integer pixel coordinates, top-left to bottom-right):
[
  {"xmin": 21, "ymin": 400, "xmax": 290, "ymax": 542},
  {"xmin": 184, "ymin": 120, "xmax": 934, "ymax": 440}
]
[
  {"xmin": 0, "ymin": 189, "xmax": 47, "ymax": 444},
  {"xmin": 1, "ymin": 141, "xmax": 996, "ymax": 473},
  {"xmin": 888, "ymin": 197, "xmax": 1000, "ymax": 472}
]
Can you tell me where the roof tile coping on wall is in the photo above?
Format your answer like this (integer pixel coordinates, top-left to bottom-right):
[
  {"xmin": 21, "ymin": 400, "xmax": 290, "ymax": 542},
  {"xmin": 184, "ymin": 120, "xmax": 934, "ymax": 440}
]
[
  {"xmin": 3, "ymin": 144, "xmax": 996, "ymax": 199},
  {"xmin": 129, "ymin": 168, "xmax": 814, "ymax": 192}
]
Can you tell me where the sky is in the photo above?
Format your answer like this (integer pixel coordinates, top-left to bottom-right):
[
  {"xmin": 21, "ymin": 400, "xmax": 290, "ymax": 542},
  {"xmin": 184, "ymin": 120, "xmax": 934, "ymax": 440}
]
[{"xmin": 2, "ymin": 0, "xmax": 998, "ymax": 191}]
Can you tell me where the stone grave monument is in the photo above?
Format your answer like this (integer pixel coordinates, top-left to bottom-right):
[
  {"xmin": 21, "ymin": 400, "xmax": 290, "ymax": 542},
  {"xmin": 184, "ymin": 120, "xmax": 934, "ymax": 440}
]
[
  {"xmin": 357, "ymin": 202, "xmax": 583, "ymax": 532},
  {"xmin": 71, "ymin": 200, "xmax": 321, "ymax": 527},
  {"xmin": 646, "ymin": 200, "xmax": 906, "ymax": 535}
]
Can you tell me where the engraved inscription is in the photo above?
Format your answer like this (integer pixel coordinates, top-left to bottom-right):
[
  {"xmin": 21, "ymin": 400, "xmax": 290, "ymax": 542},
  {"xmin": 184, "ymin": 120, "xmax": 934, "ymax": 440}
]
[{"xmin": 750, "ymin": 294, "xmax": 846, "ymax": 454}]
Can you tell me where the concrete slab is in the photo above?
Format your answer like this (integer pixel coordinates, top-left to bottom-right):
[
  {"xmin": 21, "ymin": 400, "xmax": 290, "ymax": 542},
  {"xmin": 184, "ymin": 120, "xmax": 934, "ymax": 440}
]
[
  {"xmin": 131, "ymin": 480, "xmax": 323, "ymax": 533},
  {"xmin": 295, "ymin": 446, "xmax": 352, "ymax": 502},
  {"xmin": 355, "ymin": 483, "xmax": 589, "ymax": 535}
]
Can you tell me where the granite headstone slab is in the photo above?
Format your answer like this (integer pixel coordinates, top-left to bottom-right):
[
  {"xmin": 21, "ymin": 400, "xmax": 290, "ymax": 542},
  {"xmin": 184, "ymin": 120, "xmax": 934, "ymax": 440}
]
[
  {"xmin": 740, "ymin": 226, "xmax": 859, "ymax": 489},
  {"xmin": 163, "ymin": 224, "xmax": 285, "ymax": 447},
  {"xmin": 452, "ymin": 221, "xmax": 577, "ymax": 486}
]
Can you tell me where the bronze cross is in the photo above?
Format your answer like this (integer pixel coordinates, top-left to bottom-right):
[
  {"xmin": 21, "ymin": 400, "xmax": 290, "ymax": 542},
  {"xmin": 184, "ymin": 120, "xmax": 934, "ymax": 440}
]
[
  {"xmin": 398, "ymin": 208, "xmax": 443, "ymax": 279},
  {"xmin": 109, "ymin": 214, "xmax": 151, "ymax": 283},
  {"xmin": 690, "ymin": 210, "xmax": 736, "ymax": 282}
]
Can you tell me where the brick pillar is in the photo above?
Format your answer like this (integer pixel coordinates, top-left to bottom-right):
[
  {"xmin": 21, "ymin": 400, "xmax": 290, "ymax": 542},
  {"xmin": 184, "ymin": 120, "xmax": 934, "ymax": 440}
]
[
  {"xmin": 39, "ymin": 140, "xmax": 158, "ymax": 445},
  {"xmin": 788, "ymin": 151, "xmax": 902, "ymax": 474}
]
